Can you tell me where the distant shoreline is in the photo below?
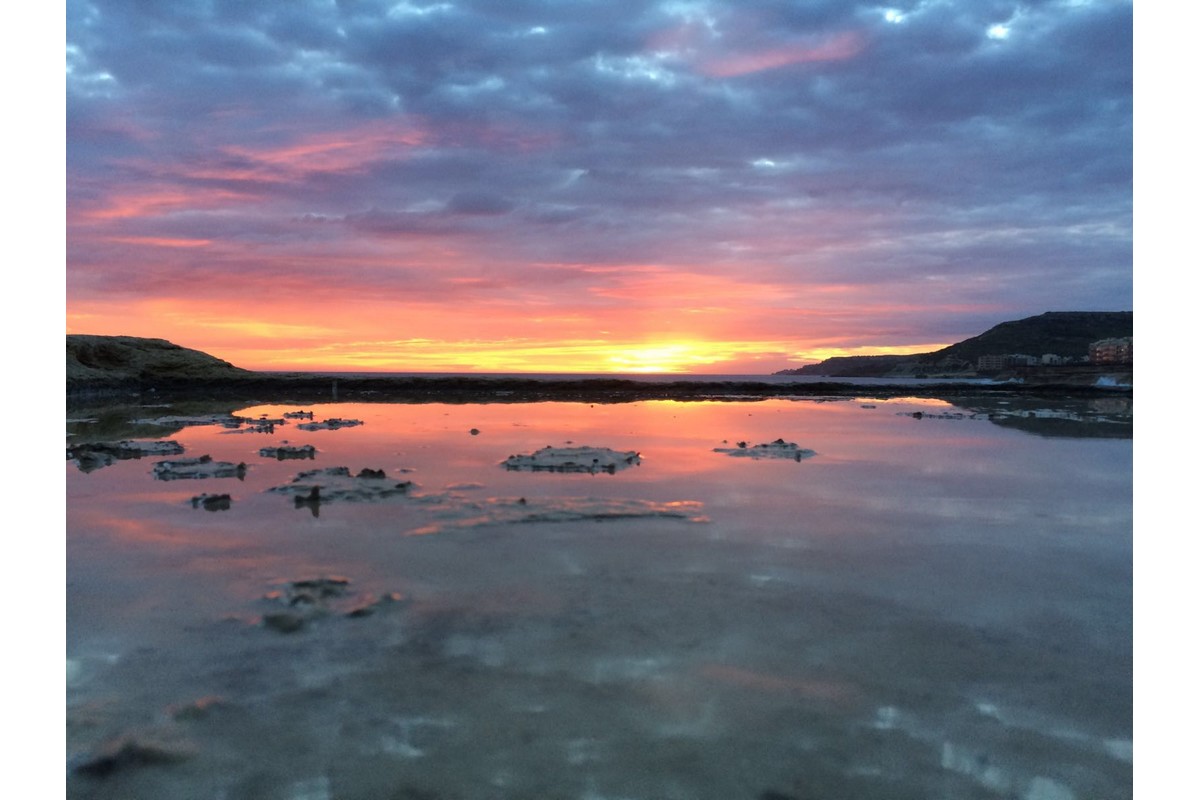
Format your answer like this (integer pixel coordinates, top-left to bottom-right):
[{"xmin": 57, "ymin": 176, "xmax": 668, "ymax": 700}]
[{"xmin": 66, "ymin": 371, "xmax": 1132, "ymax": 406}]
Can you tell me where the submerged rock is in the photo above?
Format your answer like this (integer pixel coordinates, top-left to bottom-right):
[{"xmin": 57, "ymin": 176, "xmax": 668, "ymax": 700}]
[
  {"xmin": 411, "ymin": 496, "xmax": 706, "ymax": 535},
  {"xmin": 259, "ymin": 577, "xmax": 407, "ymax": 631},
  {"xmin": 189, "ymin": 493, "xmax": 231, "ymax": 511},
  {"xmin": 224, "ymin": 417, "xmax": 285, "ymax": 434},
  {"xmin": 73, "ymin": 730, "xmax": 196, "ymax": 777},
  {"xmin": 259, "ymin": 443, "xmax": 317, "ymax": 460},
  {"xmin": 67, "ymin": 439, "xmax": 185, "ymax": 472},
  {"xmin": 713, "ymin": 439, "xmax": 816, "ymax": 462},
  {"xmin": 897, "ymin": 410, "xmax": 970, "ymax": 420},
  {"xmin": 262, "ymin": 611, "xmax": 307, "ymax": 634},
  {"xmin": 70, "ymin": 450, "xmax": 114, "ymax": 473},
  {"xmin": 267, "ymin": 467, "xmax": 415, "ymax": 504},
  {"xmin": 168, "ymin": 696, "xmax": 230, "ymax": 721},
  {"xmin": 286, "ymin": 576, "xmax": 351, "ymax": 605},
  {"xmin": 132, "ymin": 414, "xmax": 246, "ymax": 429},
  {"xmin": 152, "ymin": 455, "xmax": 247, "ymax": 480},
  {"xmin": 502, "ymin": 445, "xmax": 641, "ymax": 474},
  {"xmin": 297, "ymin": 418, "xmax": 364, "ymax": 431},
  {"xmin": 346, "ymin": 592, "xmax": 409, "ymax": 618}
]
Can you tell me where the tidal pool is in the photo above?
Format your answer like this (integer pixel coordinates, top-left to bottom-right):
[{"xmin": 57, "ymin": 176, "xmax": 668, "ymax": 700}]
[{"xmin": 66, "ymin": 396, "xmax": 1132, "ymax": 799}]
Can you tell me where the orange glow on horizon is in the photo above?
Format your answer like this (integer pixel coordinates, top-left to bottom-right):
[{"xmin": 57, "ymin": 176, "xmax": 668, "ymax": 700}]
[
  {"xmin": 66, "ymin": 263, "xmax": 958, "ymax": 375},
  {"xmin": 64, "ymin": 310, "xmax": 945, "ymax": 374}
]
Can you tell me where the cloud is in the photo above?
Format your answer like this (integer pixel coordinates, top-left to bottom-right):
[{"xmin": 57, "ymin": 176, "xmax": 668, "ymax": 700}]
[
  {"xmin": 446, "ymin": 190, "xmax": 517, "ymax": 215},
  {"xmin": 66, "ymin": 0, "xmax": 1133, "ymax": 371}
]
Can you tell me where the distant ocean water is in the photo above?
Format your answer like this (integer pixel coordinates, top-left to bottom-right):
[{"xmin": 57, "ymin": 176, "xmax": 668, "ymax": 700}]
[{"xmin": 256, "ymin": 371, "xmax": 1007, "ymax": 386}]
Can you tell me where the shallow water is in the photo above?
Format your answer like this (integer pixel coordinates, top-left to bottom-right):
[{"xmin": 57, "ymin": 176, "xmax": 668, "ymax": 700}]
[{"xmin": 66, "ymin": 396, "xmax": 1132, "ymax": 800}]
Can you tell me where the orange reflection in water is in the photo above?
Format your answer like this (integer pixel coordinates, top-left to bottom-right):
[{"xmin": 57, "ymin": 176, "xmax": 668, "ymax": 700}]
[{"xmin": 232, "ymin": 397, "xmax": 970, "ymax": 483}]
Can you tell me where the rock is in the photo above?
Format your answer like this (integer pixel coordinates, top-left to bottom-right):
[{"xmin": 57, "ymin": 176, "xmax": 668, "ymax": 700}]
[
  {"xmin": 71, "ymin": 450, "xmax": 115, "ymax": 473},
  {"xmin": 286, "ymin": 577, "xmax": 351, "ymax": 605},
  {"xmin": 469, "ymin": 428, "xmax": 480, "ymax": 435},
  {"xmin": 409, "ymin": 496, "xmax": 707, "ymax": 535},
  {"xmin": 169, "ymin": 696, "xmax": 229, "ymax": 721},
  {"xmin": 297, "ymin": 418, "xmax": 364, "ymax": 431},
  {"xmin": 73, "ymin": 731, "xmax": 196, "ymax": 777},
  {"xmin": 225, "ymin": 418, "xmax": 282, "ymax": 434},
  {"xmin": 67, "ymin": 334, "xmax": 251, "ymax": 387},
  {"xmin": 152, "ymin": 455, "xmax": 247, "ymax": 480},
  {"xmin": 260, "ymin": 577, "xmax": 407, "ymax": 629},
  {"xmin": 189, "ymin": 493, "xmax": 231, "ymax": 511},
  {"xmin": 132, "ymin": 414, "xmax": 246, "ymax": 429},
  {"xmin": 346, "ymin": 592, "xmax": 409, "ymax": 618},
  {"xmin": 259, "ymin": 443, "xmax": 317, "ymax": 460},
  {"xmin": 895, "ymin": 410, "xmax": 968, "ymax": 421},
  {"xmin": 294, "ymin": 486, "xmax": 322, "ymax": 516},
  {"xmin": 268, "ymin": 467, "xmax": 415, "ymax": 504},
  {"xmin": 502, "ymin": 445, "xmax": 641, "ymax": 474},
  {"xmin": 262, "ymin": 612, "xmax": 306, "ymax": 634},
  {"xmin": 713, "ymin": 439, "xmax": 816, "ymax": 462},
  {"xmin": 67, "ymin": 439, "xmax": 185, "ymax": 472}
]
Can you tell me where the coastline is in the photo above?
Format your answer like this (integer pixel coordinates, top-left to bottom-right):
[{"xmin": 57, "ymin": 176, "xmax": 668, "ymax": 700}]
[{"xmin": 66, "ymin": 370, "xmax": 1132, "ymax": 407}]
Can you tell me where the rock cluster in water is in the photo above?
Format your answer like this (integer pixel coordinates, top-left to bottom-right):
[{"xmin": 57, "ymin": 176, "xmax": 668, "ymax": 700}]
[
  {"xmin": 713, "ymin": 439, "xmax": 817, "ymax": 462},
  {"xmin": 260, "ymin": 575, "xmax": 409, "ymax": 633},
  {"xmin": 189, "ymin": 493, "xmax": 231, "ymax": 511},
  {"xmin": 258, "ymin": 443, "xmax": 317, "ymax": 460},
  {"xmin": 67, "ymin": 439, "xmax": 185, "ymax": 472},
  {"xmin": 152, "ymin": 455, "xmax": 247, "ymax": 480},
  {"xmin": 502, "ymin": 445, "xmax": 641, "ymax": 474},
  {"xmin": 297, "ymin": 418, "xmax": 364, "ymax": 431},
  {"xmin": 410, "ymin": 496, "xmax": 707, "ymax": 535},
  {"xmin": 267, "ymin": 466, "xmax": 415, "ymax": 507}
]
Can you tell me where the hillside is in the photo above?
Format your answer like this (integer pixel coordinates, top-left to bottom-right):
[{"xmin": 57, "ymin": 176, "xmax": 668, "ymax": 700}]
[
  {"xmin": 928, "ymin": 311, "xmax": 1132, "ymax": 363},
  {"xmin": 67, "ymin": 335, "xmax": 252, "ymax": 387},
  {"xmin": 780, "ymin": 312, "xmax": 1132, "ymax": 377}
]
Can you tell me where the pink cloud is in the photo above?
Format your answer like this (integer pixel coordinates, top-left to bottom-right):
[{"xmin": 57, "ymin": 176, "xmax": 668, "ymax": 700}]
[{"xmin": 700, "ymin": 31, "xmax": 867, "ymax": 77}]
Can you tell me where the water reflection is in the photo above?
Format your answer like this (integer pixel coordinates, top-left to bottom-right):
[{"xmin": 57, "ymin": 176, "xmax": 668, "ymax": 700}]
[{"xmin": 66, "ymin": 397, "xmax": 1132, "ymax": 799}]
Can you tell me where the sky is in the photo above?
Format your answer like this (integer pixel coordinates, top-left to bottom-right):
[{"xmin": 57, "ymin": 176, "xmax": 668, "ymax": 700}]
[{"xmin": 64, "ymin": 0, "xmax": 1133, "ymax": 374}]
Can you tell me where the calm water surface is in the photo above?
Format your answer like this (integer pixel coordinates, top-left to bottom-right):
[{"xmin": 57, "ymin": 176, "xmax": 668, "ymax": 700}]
[{"xmin": 66, "ymin": 397, "xmax": 1132, "ymax": 800}]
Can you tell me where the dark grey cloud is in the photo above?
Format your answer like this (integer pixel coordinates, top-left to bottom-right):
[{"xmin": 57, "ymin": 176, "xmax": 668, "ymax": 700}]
[{"xmin": 67, "ymin": 0, "xmax": 1133, "ymax": 346}]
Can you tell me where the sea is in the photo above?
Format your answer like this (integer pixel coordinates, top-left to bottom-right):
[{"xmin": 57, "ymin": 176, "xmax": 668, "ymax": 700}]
[
  {"xmin": 65, "ymin": 390, "xmax": 1132, "ymax": 799},
  {"xmin": 263, "ymin": 371, "xmax": 1013, "ymax": 386}
]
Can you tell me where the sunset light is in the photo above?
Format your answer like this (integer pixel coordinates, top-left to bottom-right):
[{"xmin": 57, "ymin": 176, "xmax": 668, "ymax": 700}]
[
  {"xmin": 61, "ymin": 4, "xmax": 1135, "ymax": 796},
  {"xmin": 65, "ymin": 0, "xmax": 1131, "ymax": 375}
]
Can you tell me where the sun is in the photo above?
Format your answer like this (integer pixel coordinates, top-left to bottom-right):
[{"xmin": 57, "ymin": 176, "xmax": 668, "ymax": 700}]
[{"xmin": 604, "ymin": 343, "xmax": 719, "ymax": 373}]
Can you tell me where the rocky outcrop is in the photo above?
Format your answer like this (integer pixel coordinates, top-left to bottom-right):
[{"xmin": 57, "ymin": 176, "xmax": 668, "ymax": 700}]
[
  {"xmin": 152, "ymin": 456, "xmax": 247, "ymax": 481},
  {"xmin": 502, "ymin": 445, "xmax": 641, "ymax": 474},
  {"xmin": 713, "ymin": 439, "xmax": 816, "ymax": 461},
  {"xmin": 67, "ymin": 439, "xmax": 185, "ymax": 472},
  {"xmin": 67, "ymin": 335, "xmax": 252, "ymax": 391},
  {"xmin": 189, "ymin": 493, "xmax": 231, "ymax": 511},
  {"xmin": 259, "ymin": 443, "xmax": 317, "ymax": 460},
  {"xmin": 297, "ymin": 418, "xmax": 364, "ymax": 431},
  {"xmin": 267, "ymin": 466, "xmax": 415, "ymax": 505},
  {"xmin": 259, "ymin": 576, "xmax": 410, "ymax": 633},
  {"xmin": 408, "ymin": 496, "xmax": 707, "ymax": 535}
]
